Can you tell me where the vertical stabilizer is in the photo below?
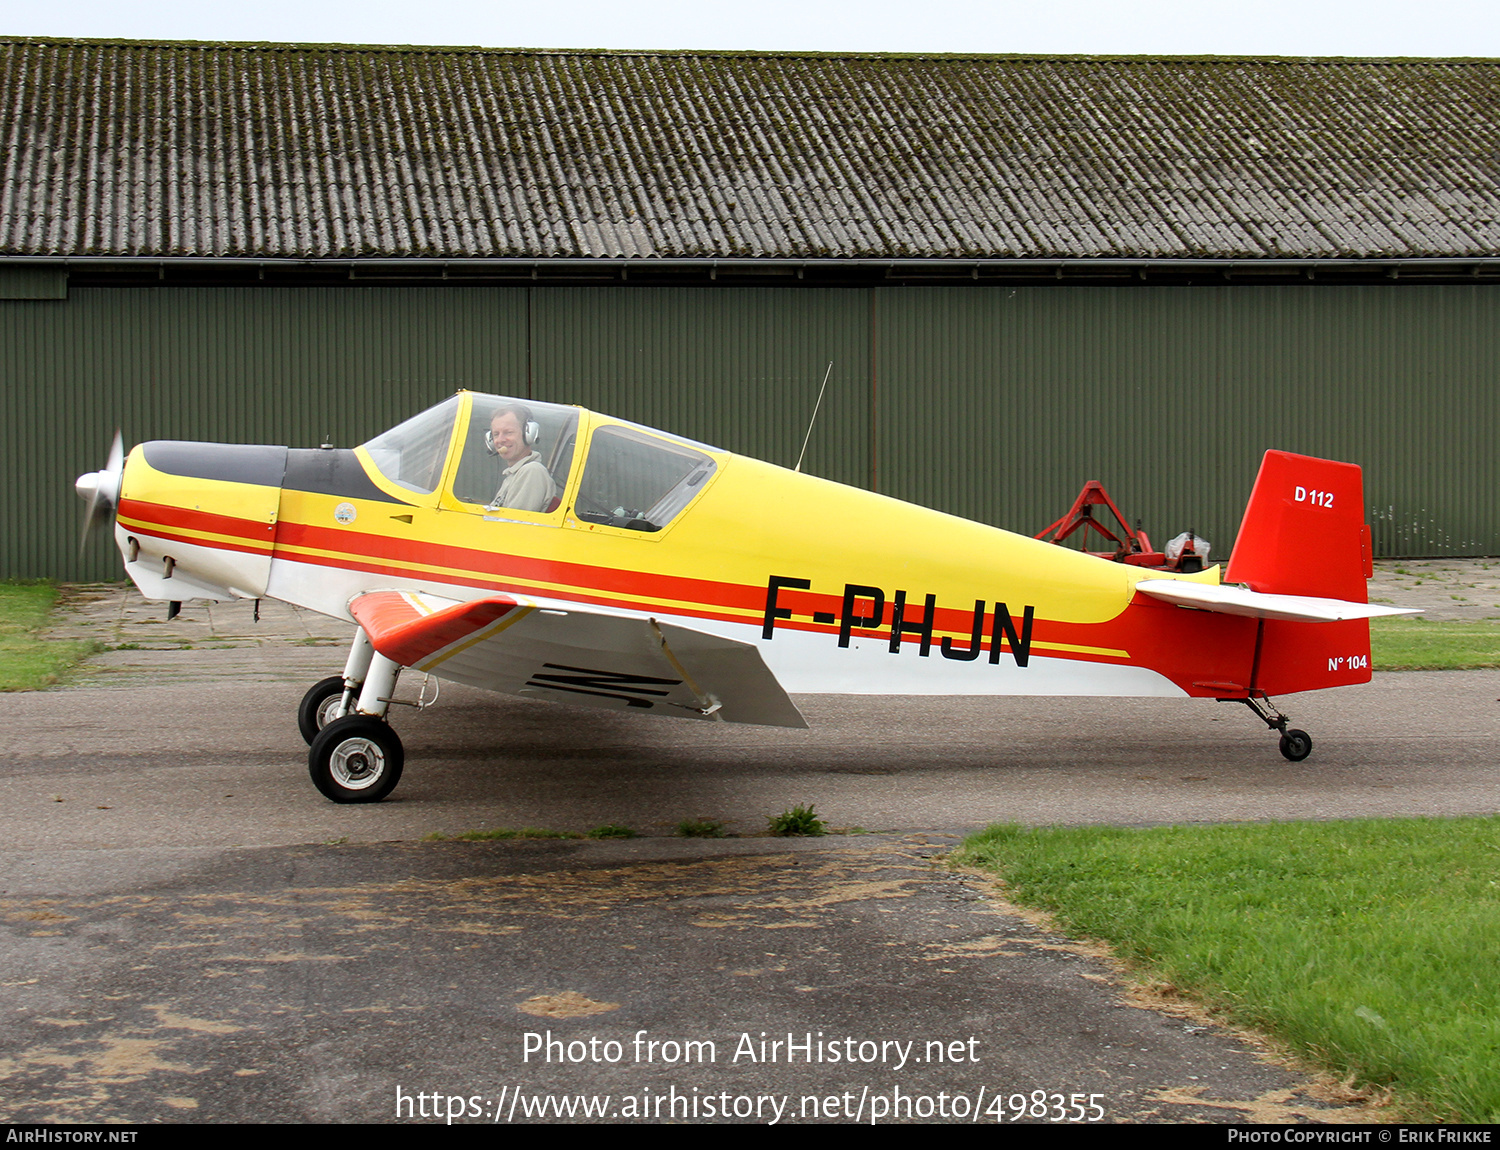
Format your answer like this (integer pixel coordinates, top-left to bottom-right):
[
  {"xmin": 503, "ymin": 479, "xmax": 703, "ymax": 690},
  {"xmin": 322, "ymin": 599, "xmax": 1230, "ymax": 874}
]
[
  {"xmin": 1223, "ymin": 451, "xmax": 1376, "ymax": 695},
  {"xmin": 1224, "ymin": 450, "xmax": 1372, "ymax": 601}
]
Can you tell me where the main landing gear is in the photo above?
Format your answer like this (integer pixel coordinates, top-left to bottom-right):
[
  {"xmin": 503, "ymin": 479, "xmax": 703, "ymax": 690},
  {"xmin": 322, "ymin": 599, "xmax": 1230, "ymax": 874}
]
[
  {"xmin": 309, "ymin": 716, "xmax": 404, "ymax": 803},
  {"xmin": 1230, "ymin": 695, "xmax": 1313, "ymax": 762},
  {"xmin": 297, "ymin": 676, "xmax": 349, "ymax": 744},
  {"xmin": 300, "ymin": 629, "xmax": 406, "ymax": 803}
]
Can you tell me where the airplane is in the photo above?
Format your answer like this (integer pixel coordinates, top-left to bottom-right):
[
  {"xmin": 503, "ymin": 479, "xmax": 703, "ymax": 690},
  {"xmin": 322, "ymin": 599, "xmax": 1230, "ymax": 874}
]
[{"xmin": 74, "ymin": 390, "xmax": 1419, "ymax": 803}]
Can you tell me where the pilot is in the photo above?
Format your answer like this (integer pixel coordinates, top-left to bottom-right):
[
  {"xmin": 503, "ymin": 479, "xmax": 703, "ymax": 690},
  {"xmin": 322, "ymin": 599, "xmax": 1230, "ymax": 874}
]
[{"xmin": 487, "ymin": 403, "xmax": 559, "ymax": 513}]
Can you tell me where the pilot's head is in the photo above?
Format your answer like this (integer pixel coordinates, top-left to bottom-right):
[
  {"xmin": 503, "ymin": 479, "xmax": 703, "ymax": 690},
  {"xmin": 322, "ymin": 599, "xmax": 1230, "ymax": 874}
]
[{"xmin": 488, "ymin": 404, "xmax": 537, "ymax": 465}]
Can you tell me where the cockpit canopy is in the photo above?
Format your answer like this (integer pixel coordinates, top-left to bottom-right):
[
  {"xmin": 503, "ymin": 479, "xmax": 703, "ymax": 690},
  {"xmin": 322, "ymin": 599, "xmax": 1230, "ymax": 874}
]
[
  {"xmin": 361, "ymin": 394, "xmax": 464, "ymax": 496},
  {"xmin": 358, "ymin": 392, "xmax": 720, "ymax": 532}
]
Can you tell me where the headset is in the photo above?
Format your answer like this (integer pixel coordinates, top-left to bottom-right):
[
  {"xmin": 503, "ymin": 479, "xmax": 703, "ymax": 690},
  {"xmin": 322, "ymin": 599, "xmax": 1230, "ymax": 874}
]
[{"xmin": 484, "ymin": 404, "xmax": 540, "ymax": 455}]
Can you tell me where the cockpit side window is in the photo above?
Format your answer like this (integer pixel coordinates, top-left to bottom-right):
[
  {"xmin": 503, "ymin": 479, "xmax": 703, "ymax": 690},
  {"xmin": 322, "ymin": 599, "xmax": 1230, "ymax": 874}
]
[
  {"xmin": 361, "ymin": 396, "xmax": 460, "ymax": 495},
  {"xmin": 575, "ymin": 425, "xmax": 717, "ymax": 532},
  {"xmin": 453, "ymin": 397, "xmax": 578, "ymax": 515}
]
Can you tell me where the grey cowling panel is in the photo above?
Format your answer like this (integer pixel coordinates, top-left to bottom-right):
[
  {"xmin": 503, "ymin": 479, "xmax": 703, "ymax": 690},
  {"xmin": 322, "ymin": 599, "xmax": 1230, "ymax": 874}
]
[
  {"xmin": 141, "ymin": 442, "xmax": 288, "ymax": 488},
  {"xmin": 283, "ymin": 448, "xmax": 400, "ymax": 504}
]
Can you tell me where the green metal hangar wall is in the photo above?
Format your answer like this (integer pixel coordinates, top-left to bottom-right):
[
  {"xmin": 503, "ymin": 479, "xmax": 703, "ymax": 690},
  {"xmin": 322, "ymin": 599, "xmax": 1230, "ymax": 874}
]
[{"xmin": 4, "ymin": 38, "xmax": 1500, "ymax": 579}]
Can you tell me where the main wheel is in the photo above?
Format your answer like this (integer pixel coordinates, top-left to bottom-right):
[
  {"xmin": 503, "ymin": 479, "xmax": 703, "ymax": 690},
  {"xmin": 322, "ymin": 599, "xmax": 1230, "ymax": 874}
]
[
  {"xmin": 298, "ymin": 676, "xmax": 352, "ymax": 745},
  {"xmin": 1278, "ymin": 728, "xmax": 1313, "ymax": 762},
  {"xmin": 308, "ymin": 716, "xmax": 404, "ymax": 803}
]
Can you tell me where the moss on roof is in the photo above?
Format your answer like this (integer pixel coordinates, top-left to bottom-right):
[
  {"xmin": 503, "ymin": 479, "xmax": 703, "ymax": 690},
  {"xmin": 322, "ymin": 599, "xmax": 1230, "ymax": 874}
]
[{"xmin": 4, "ymin": 37, "xmax": 1499, "ymax": 261}]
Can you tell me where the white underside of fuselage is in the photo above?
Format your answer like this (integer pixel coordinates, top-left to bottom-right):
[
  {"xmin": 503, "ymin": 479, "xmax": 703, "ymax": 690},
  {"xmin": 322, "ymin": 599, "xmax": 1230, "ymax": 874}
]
[
  {"xmin": 259, "ymin": 555, "xmax": 1186, "ymax": 700},
  {"xmin": 116, "ymin": 523, "xmax": 272, "ymax": 602}
]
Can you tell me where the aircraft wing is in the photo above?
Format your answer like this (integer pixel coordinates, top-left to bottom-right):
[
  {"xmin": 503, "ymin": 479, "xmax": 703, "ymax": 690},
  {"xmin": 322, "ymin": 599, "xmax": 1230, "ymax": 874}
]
[
  {"xmin": 1134, "ymin": 580, "xmax": 1422, "ymax": 622},
  {"xmin": 347, "ymin": 590, "xmax": 808, "ymax": 728}
]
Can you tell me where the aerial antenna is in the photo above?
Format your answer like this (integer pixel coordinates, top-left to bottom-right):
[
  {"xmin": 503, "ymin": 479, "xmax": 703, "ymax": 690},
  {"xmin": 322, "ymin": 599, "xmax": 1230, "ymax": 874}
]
[{"xmin": 794, "ymin": 361, "xmax": 834, "ymax": 474}]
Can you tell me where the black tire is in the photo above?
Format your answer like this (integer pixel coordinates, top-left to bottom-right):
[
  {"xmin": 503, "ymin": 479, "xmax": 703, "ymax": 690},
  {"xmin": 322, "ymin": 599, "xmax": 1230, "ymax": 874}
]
[
  {"xmin": 308, "ymin": 716, "xmax": 404, "ymax": 803},
  {"xmin": 1278, "ymin": 728, "xmax": 1313, "ymax": 762},
  {"xmin": 298, "ymin": 676, "xmax": 351, "ymax": 746}
]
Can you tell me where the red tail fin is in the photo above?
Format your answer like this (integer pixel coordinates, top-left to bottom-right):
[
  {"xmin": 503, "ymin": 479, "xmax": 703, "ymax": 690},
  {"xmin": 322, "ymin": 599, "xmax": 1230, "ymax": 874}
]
[
  {"xmin": 1225, "ymin": 450, "xmax": 1372, "ymax": 600},
  {"xmin": 1226, "ymin": 451, "xmax": 1375, "ymax": 694}
]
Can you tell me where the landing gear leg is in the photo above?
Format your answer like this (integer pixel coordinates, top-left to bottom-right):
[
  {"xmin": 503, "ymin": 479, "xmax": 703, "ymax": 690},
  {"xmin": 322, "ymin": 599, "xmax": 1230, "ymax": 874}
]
[
  {"xmin": 1232, "ymin": 695, "xmax": 1313, "ymax": 762},
  {"xmin": 308, "ymin": 647, "xmax": 406, "ymax": 803},
  {"xmin": 353, "ymin": 651, "xmax": 401, "ymax": 720},
  {"xmin": 340, "ymin": 627, "xmax": 377, "ymax": 716},
  {"xmin": 297, "ymin": 628, "xmax": 376, "ymax": 745}
]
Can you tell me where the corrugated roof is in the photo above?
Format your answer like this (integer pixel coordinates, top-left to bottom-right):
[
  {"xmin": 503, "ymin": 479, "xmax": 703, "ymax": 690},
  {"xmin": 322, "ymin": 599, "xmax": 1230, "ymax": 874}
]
[{"xmin": 3, "ymin": 37, "xmax": 1500, "ymax": 261}]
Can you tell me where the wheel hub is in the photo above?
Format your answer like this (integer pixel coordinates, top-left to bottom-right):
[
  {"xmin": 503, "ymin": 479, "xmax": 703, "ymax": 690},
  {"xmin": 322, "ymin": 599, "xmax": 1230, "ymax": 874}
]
[
  {"xmin": 330, "ymin": 737, "xmax": 386, "ymax": 789},
  {"xmin": 316, "ymin": 693, "xmax": 346, "ymax": 729}
]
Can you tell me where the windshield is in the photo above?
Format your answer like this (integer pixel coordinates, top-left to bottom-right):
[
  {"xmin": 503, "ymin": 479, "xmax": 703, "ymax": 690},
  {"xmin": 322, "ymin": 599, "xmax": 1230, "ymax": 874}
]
[{"xmin": 361, "ymin": 396, "xmax": 460, "ymax": 495}]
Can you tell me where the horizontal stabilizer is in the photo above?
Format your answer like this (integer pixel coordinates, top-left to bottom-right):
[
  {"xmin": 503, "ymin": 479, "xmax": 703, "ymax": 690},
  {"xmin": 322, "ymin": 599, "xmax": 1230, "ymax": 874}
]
[
  {"xmin": 349, "ymin": 590, "xmax": 807, "ymax": 728},
  {"xmin": 1134, "ymin": 579, "xmax": 1421, "ymax": 623}
]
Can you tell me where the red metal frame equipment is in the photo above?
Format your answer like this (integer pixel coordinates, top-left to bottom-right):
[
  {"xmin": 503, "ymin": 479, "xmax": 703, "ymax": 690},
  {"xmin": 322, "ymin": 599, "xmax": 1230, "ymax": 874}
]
[{"xmin": 1035, "ymin": 480, "xmax": 1204, "ymax": 572}]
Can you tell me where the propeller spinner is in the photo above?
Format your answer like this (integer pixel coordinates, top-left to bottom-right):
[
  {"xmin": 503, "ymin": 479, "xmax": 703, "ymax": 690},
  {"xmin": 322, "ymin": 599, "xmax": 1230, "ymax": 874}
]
[{"xmin": 76, "ymin": 431, "xmax": 125, "ymax": 555}]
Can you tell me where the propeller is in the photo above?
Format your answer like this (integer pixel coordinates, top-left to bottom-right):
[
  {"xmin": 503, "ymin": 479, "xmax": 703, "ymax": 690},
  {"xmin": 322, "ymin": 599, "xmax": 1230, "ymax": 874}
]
[{"xmin": 76, "ymin": 431, "xmax": 125, "ymax": 556}]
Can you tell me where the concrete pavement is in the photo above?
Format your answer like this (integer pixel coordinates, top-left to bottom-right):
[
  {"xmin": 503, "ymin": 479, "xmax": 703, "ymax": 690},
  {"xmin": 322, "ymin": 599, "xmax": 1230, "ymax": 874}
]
[{"xmin": 4, "ymin": 570, "xmax": 1495, "ymax": 1122}]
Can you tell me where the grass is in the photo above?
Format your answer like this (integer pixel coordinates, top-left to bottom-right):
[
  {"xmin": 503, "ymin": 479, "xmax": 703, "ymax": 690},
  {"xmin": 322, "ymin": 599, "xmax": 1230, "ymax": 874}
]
[
  {"xmin": 427, "ymin": 824, "xmax": 642, "ymax": 841},
  {"xmin": 676, "ymin": 818, "xmax": 726, "ymax": 838},
  {"xmin": 1369, "ymin": 617, "xmax": 1500, "ymax": 670},
  {"xmin": 767, "ymin": 804, "xmax": 827, "ymax": 836},
  {"xmin": 424, "ymin": 827, "xmax": 581, "ymax": 842},
  {"xmin": 957, "ymin": 818, "xmax": 1500, "ymax": 1122},
  {"xmin": 586, "ymin": 823, "xmax": 638, "ymax": 839},
  {"xmin": 0, "ymin": 582, "xmax": 100, "ymax": 690}
]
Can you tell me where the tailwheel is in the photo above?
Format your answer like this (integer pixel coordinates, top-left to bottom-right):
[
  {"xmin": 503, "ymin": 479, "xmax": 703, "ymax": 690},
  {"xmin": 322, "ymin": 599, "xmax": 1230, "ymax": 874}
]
[
  {"xmin": 298, "ymin": 676, "xmax": 353, "ymax": 745},
  {"xmin": 1230, "ymin": 695, "xmax": 1314, "ymax": 763},
  {"xmin": 308, "ymin": 716, "xmax": 404, "ymax": 803},
  {"xmin": 1278, "ymin": 728, "xmax": 1313, "ymax": 762}
]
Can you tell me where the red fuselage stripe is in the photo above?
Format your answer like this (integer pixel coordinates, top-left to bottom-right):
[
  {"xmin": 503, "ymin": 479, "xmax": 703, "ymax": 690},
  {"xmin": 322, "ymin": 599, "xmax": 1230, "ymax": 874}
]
[{"xmin": 123, "ymin": 498, "xmax": 1278, "ymax": 693}]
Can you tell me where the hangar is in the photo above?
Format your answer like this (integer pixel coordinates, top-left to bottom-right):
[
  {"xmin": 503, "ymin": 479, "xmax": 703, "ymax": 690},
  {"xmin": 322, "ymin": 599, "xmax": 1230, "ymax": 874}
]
[{"xmin": 3, "ymin": 37, "xmax": 1500, "ymax": 578}]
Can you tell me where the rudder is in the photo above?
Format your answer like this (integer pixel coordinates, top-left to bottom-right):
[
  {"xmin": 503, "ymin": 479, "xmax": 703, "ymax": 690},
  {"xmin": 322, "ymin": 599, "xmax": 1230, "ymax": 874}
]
[
  {"xmin": 1225, "ymin": 451, "xmax": 1375, "ymax": 695},
  {"xmin": 1224, "ymin": 450, "xmax": 1372, "ymax": 600}
]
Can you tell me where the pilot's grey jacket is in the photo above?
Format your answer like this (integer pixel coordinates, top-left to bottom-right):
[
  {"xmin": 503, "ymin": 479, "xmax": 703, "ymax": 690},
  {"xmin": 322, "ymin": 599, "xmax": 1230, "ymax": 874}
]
[{"xmin": 492, "ymin": 451, "xmax": 558, "ymax": 512}]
